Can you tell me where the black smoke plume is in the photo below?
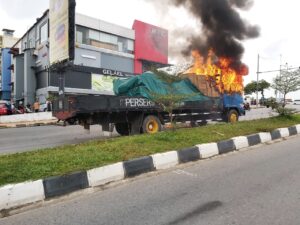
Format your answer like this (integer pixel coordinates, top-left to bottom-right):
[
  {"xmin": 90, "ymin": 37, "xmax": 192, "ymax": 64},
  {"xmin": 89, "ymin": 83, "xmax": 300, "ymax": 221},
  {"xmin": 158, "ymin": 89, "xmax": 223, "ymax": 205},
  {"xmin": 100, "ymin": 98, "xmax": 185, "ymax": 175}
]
[{"xmin": 172, "ymin": 0, "xmax": 260, "ymax": 70}]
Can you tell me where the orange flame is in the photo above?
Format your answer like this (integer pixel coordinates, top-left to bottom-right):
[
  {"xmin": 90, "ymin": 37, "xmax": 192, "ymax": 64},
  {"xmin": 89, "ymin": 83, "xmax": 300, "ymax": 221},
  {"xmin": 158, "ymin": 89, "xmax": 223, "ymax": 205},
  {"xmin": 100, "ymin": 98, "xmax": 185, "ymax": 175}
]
[{"xmin": 185, "ymin": 50, "xmax": 248, "ymax": 94}]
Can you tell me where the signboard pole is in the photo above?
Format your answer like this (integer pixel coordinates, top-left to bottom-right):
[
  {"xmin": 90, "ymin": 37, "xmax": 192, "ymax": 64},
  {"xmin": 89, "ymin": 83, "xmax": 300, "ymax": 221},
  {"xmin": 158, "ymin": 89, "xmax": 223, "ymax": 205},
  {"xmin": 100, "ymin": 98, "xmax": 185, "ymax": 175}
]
[{"xmin": 51, "ymin": 62, "xmax": 67, "ymax": 109}]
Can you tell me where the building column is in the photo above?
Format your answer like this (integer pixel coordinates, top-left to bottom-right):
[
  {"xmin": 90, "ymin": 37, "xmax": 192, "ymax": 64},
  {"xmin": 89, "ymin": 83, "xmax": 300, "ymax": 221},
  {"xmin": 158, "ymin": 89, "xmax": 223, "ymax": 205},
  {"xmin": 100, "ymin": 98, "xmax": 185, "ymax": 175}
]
[{"xmin": 24, "ymin": 49, "xmax": 36, "ymax": 105}]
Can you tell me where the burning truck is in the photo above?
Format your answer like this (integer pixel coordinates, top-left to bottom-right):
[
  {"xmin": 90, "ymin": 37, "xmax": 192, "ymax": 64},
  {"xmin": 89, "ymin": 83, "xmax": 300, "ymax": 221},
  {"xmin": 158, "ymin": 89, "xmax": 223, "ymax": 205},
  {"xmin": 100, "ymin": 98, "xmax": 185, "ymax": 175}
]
[{"xmin": 52, "ymin": 54, "xmax": 247, "ymax": 135}]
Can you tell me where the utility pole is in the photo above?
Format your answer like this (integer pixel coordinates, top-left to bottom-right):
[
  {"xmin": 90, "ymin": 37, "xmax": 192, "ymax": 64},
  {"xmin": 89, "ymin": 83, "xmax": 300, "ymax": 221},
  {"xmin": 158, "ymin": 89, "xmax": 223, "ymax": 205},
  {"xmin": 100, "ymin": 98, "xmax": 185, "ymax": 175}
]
[
  {"xmin": 256, "ymin": 54, "xmax": 260, "ymax": 107},
  {"xmin": 277, "ymin": 54, "xmax": 282, "ymax": 100}
]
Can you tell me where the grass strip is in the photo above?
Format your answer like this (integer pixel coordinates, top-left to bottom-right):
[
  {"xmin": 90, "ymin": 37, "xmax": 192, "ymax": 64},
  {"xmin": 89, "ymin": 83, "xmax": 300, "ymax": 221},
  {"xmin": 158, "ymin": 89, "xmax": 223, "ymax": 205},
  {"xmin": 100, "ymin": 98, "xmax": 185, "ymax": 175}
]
[{"xmin": 1, "ymin": 115, "xmax": 300, "ymax": 187}]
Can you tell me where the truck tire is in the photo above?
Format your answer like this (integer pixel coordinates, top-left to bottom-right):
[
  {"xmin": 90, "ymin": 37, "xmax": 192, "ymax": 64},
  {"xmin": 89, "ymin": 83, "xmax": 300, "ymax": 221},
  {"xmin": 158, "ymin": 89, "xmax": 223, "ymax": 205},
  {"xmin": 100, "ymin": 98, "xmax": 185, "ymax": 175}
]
[
  {"xmin": 227, "ymin": 109, "xmax": 239, "ymax": 123},
  {"xmin": 67, "ymin": 118, "xmax": 77, "ymax": 125},
  {"xmin": 142, "ymin": 115, "xmax": 162, "ymax": 134},
  {"xmin": 115, "ymin": 123, "xmax": 130, "ymax": 136}
]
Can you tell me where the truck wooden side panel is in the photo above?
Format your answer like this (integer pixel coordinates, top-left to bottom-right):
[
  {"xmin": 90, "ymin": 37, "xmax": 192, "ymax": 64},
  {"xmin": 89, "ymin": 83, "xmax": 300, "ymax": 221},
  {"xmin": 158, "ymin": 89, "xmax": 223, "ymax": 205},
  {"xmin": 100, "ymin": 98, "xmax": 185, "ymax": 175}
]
[
  {"xmin": 53, "ymin": 95, "xmax": 224, "ymax": 120},
  {"xmin": 52, "ymin": 94, "xmax": 244, "ymax": 135}
]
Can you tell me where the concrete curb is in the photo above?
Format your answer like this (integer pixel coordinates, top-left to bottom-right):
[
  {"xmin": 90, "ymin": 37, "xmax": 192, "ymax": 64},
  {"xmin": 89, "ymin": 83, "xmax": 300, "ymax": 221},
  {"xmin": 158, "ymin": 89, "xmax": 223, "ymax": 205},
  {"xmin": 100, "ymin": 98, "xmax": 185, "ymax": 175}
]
[
  {"xmin": 197, "ymin": 143, "xmax": 219, "ymax": 159},
  {"xmin": 1, "ymin": 124, "xmax": 300, "ymax": 215},
  {"xmin": 151, "ymin": 151, "xmax": 179, "ymax": 170},
  {"xmin": 87, "ymin": 163, "xmax": 124, "ymax": 187},
  {"xmin": 43, "ymin": 172, "xmax": 89, "ymax": 198},
  {"xmin": 217, "ymin": 139, "xmax": 236, "ymax": 154},
  {"xmin": 258, "ymin": 132, "xmax": 272, "ymax": 143},
  {"xmin": 177, "ymin": 147, "xmax": 200, "ymax": 163},
  {"xmin": 123, "ymin": 156, "xmax": 155, "ymax": 178},
  {"xmin": 0, "ymin": 180, "xmax": 44, "ymax": 211},
  {"xmin": 232, "ymin": 136, "xmax": 249, "ymax": 150}
]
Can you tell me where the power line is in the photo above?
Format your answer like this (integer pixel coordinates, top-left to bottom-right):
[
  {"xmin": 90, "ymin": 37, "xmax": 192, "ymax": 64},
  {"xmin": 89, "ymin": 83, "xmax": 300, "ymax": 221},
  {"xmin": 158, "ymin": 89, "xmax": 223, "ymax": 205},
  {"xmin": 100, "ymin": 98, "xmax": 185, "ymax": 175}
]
[{"xmin": 258, "ymin": 66, "xmax": 300, "ymax": 74}]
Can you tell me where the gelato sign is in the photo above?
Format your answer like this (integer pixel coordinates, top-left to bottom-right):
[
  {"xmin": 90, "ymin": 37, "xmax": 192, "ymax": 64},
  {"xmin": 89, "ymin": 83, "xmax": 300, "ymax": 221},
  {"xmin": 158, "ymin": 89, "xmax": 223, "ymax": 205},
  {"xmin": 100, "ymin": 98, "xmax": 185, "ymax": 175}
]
[
  {"xmin": 49, "ymin": 0, "xmax": 70, "ymax": 64},
  {"xmin": 92, "ymin": 69, "xmax": 132, "ymax": 93},
  {"xmin": 92, "ymin": 74, "xmax": 117, "ymax": 93}
]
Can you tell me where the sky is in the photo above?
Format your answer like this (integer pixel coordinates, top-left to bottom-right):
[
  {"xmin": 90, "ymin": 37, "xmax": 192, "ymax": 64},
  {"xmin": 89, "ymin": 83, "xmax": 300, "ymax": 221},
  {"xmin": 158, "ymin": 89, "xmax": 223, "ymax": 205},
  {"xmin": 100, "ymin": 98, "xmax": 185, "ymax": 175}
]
[{"xmin": 0, "ymin": 0, "xmax": 299, "ymax": 99}]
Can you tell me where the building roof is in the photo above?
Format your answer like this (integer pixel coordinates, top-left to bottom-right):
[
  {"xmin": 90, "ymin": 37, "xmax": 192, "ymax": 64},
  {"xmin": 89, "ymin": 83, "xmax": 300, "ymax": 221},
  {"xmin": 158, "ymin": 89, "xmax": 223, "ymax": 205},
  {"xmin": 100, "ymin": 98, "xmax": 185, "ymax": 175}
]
[
  {"xmin": 76, "ymin": 13, "xmax": 135, "ymax": 40},
  {"xmin": 2, "ymin": 29, "xmax": 15, "ymax": 33},
  {"xmin": 13, "ymin": 9, "xmax": 138, "ymax": 49}
]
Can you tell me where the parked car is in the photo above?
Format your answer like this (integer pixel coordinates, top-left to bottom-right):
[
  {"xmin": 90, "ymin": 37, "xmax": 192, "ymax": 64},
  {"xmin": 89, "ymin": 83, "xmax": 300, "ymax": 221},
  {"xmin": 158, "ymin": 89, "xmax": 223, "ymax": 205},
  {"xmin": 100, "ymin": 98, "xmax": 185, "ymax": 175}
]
[
  {"xmin": 39, "ymin": 103, "xmax": 48, "ymax": 112},
  {"xmin": 0, "ymin": 102, "xmax": 12, "ymax": 116},
  {"xmin": 39, "ymin": 101, "xmax": 52, "ymax": 112},
  {"xmin": 263, "ymin": 98, "xmax": 278, "ymax": 109},
  {"xmin": 293, "ymin": 100, "xmax": 300, "ymax": 105}
]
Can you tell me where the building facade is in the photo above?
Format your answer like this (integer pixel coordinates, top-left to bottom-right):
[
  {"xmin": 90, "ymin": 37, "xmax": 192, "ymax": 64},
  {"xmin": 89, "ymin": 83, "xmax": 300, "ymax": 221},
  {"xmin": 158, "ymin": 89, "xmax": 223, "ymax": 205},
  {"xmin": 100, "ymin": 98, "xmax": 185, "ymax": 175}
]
[
  {"xmin": 11, "ymin": 10, "xmax": 169, "ymax": 105},
  {"xmin": 0, "ymin": 29, "xmax": 19, "ymax": 100}
]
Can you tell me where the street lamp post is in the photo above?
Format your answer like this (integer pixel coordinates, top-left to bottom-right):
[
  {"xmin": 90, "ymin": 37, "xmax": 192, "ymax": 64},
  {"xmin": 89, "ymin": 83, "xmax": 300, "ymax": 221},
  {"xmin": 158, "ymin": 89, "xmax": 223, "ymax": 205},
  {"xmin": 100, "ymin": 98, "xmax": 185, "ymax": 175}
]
[
  {"xmin": 278, "ymin": 55, "xmax": 282, "ymax": 100},
  {"xmin": 256, "ymin": 54, "xmax": 260, "ymax": 107}
]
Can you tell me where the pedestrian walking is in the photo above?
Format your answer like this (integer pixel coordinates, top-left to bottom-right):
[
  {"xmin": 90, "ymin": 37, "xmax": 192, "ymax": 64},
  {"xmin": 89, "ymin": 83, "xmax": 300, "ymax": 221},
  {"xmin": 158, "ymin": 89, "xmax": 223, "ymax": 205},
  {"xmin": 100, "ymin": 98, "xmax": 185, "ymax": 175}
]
[
  {"xmin": 33, "ymin": 100, "xmax": 40, "ymax": 113},
  {"xmin": 46, "ymin": 100, "xmax": 52, "ymax": 111}
]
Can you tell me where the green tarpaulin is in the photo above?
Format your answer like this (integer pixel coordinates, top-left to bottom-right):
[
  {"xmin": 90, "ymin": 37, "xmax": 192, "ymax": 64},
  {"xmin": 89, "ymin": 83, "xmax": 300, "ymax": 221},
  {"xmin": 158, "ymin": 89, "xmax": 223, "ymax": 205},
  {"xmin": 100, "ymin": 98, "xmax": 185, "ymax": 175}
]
[{"xmin": 113, "ymin": 72, "xmax": 210, "ymax": 101}]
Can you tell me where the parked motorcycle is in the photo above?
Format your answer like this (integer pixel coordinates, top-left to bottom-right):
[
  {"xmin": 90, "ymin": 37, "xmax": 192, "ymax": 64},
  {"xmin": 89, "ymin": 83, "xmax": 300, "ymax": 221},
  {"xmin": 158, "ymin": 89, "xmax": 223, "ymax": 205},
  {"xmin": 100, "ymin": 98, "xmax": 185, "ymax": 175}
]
[{"xmin": 244, "ymin": 102, "xmax": 251, "ymax": 111}]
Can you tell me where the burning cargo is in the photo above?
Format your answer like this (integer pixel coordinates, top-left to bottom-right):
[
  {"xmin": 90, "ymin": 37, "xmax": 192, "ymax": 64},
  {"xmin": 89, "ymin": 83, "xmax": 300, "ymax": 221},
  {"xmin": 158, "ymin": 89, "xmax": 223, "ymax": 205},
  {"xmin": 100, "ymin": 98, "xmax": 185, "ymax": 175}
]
[{"xmin": 182, "ymin": 49, "xmax": 248, "ymax": 98}]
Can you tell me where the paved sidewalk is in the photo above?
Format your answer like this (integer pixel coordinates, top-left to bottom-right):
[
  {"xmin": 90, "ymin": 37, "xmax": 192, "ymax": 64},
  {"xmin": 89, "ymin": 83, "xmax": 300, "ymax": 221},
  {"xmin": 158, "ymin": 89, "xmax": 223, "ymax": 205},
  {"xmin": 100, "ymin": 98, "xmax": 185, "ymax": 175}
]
[
  {"xmin": 0, "ymin": 119, "xmax": 58, "ymax": 128},
  {"xmin": 0, "ymin": 112, "xmax": 57, "ymax": 128}
]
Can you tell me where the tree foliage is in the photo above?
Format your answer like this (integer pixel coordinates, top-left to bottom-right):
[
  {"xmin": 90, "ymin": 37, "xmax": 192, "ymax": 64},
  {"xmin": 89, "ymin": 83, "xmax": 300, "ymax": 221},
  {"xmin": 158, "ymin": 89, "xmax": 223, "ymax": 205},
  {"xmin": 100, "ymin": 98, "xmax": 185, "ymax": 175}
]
[
  {"xmin": 150, "ymin": 69, "xmax": 193, "ymax": 128},
  {"xmin": 272, "ymin": 70, "xmax": 300, "ymax": 111},
  {"xmin": 151, "ymin": 68, "xmax": 183, "ymax": 83},
  {"xmin": 244, "ymin": 80, "xmax": 270, "ymax": 99}
]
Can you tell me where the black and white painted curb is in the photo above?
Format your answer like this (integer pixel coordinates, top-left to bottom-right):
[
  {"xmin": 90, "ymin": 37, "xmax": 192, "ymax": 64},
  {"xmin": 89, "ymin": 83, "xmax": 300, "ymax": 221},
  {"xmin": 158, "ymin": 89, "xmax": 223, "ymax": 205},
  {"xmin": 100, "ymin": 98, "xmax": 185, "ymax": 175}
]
[
  {"xmin": 1, "ymin": 124, "xmax": 300, "ymax": 215},
  {"xmin": 0, "ymin": 121, "xmax": 57, "ymax": 129}
]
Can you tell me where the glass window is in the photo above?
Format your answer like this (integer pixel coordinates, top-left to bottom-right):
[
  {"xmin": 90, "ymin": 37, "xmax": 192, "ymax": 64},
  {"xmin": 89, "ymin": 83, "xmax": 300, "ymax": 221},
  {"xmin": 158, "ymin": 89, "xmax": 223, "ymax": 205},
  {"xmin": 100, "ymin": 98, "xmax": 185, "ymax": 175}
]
[
  {"xmin": 76, "ymin": 31, "xmax": 83, "ymax": 44},
  {"xmin": 76, "ymin": 26, "xmax": 89, "ymax": 44},
  {"xmin": 100, "ymin": 32, "xmax": 117, "ymax": 45},
  {"xmin": 75, "ymin": 25, "xmax": 134, "ymax": 54},
  {"xmin": 89, "ymin": 29, "xmax": 100, "ymax": 41},
  {"xmin": 127, "ymin": 40, "xmax": 134, "ymax": 52},
  {"xmin": 99, "ymin": 32, "xmax": 109, "ymax": 43},
  {"xmin": 118, "ymin": 42, "xmax": 123, "ymax": 52},
  {"xmin": 40, "ymin": 22, "xmax": 48, "ymax": 43}
]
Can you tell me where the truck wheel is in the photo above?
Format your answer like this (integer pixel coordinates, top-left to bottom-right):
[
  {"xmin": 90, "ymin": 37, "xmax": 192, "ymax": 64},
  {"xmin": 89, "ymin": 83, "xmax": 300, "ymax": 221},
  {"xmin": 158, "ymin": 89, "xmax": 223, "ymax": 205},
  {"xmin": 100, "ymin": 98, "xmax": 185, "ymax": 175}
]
[
  {"xmin": 67, "ymin": 118, "xmax": 77, "ymax": 125},
  {"xmin": 115, "ymin": 123, "xmax": 130, "ymax": 136},
  {"xmin": 142, "ymin": 115, "xmax": 161, "ymax": 134},
  {"xmin": 227, "ymin": 109, "xmax": 239, "ymax": 123}
]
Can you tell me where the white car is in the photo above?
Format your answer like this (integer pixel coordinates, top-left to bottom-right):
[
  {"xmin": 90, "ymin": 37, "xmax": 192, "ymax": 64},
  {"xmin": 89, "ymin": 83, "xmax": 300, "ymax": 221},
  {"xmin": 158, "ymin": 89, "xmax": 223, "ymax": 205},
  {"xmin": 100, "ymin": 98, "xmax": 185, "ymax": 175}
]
[
  {"xmin": 293, "ymin": 100, "xmax": 300, "ymax": 105},
  {"xmin": 39, "ymin": 103, "xmax": 48, "ymax": 112}
]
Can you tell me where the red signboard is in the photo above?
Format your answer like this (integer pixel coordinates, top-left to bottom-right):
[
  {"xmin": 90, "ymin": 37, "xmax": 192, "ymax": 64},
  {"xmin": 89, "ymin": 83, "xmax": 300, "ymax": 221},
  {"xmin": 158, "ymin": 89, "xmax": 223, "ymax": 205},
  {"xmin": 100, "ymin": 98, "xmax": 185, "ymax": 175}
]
[{"xmin": 133, "ymin": 20, "xmax": 168, "ymax": 74}]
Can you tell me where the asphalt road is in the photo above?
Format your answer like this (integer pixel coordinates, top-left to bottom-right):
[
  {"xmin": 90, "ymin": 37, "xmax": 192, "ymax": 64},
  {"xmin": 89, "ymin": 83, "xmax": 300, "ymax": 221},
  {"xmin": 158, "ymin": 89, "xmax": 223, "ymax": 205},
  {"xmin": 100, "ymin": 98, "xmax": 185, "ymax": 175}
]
[
  {"xmin": 0, "ymin": 125, "xmax": 113, "ymax": 155},
  {"xmin": 1, "ymin": 136, "xmax": 300, "ymax": 225}
]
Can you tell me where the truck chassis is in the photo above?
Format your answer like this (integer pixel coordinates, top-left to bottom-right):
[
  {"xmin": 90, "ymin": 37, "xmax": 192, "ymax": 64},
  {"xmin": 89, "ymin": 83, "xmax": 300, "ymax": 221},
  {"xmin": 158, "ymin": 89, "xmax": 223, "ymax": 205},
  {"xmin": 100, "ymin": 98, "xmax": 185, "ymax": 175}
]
[{"xmin": 53, "ymin": 95, "xmax": 243, "ymax": 135}]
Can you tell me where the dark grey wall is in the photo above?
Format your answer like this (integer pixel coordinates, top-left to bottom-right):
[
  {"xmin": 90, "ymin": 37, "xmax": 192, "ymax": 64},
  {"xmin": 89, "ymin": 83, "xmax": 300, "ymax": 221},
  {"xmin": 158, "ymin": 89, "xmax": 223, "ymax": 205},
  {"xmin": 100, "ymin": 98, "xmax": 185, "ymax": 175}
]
[
  {"xmin": 37, "ymin": 71, "xmax": 48, "ymax": 89},
  {"xmin": 74, "ymin": 47, "xmax": 134, "ymax": 74},
  {"xmin": 50, "ymin": 70, "xmax": 91, "ymax": 89}
]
